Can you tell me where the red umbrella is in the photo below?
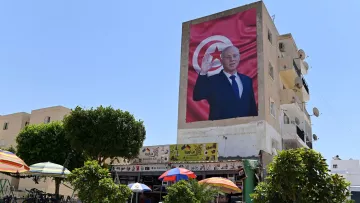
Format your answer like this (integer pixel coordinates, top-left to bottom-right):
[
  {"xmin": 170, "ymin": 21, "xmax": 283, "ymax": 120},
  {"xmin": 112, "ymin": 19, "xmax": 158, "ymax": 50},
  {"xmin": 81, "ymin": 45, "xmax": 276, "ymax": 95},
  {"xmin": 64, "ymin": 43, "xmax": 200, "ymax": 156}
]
[{"xmin": 159, "ymin": 167, "xmax": 196, "ymax": 182}]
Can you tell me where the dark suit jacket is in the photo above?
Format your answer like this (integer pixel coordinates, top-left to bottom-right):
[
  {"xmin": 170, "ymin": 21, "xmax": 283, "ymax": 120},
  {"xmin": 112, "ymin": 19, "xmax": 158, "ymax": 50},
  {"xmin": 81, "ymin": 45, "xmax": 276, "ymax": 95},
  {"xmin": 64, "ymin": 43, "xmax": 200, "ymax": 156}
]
[{"xmin": 193, "ymin": 70, "xmax": 258, "ymax": 120}]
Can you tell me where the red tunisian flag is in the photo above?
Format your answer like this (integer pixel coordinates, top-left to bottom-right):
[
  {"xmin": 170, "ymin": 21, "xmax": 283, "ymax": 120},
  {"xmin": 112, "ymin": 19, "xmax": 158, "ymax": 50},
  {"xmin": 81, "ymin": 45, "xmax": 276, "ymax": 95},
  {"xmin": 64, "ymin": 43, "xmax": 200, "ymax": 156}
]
[{"xmin": 186, "ymin": 8, "xmax": 258, "ymax": 123}]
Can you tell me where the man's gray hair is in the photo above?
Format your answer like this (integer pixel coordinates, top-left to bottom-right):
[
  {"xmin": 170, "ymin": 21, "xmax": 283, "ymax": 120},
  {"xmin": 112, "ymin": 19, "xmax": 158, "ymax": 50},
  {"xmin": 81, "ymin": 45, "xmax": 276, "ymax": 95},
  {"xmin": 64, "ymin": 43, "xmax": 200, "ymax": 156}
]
[{"xmin": 220, "ymin": 45, "xmax": 240, "ymax": 59}]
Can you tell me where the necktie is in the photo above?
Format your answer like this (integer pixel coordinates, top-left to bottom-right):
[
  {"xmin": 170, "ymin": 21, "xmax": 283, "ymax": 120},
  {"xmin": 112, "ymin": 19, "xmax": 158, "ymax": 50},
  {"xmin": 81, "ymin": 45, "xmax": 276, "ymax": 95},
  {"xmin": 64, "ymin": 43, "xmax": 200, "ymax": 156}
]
[{"xmin": 230, "ymin": 75, "xmax": 240, "ymax": 99}]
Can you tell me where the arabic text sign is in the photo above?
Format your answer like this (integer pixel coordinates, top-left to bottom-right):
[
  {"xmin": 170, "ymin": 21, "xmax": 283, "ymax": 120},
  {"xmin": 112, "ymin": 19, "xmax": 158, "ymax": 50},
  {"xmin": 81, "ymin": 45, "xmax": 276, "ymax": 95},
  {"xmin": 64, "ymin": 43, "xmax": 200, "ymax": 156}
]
[
  {"xmin": 136, "ymin": 145, "xmax": 170, "ymax": 163},
  {"xmin": 112, "ymin": 161, "xmax": 242, "ymax": 172},
  {"xmin": 169, "ymin": 143, "xmax": 218, "ymax": 162}
]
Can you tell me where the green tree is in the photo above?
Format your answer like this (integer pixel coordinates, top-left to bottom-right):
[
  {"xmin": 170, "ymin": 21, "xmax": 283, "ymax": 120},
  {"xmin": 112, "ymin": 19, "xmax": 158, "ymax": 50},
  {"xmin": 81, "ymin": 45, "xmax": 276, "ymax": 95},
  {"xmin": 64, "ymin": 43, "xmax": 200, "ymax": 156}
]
[
  {"xmin": 251, "ymin": 148, "xmax": 352, "ymax": 203},
  {"xmin": 16, "ymin": 121, "xmax": 85, "ymax": 196},
  {"xmin": 63, "ymin": 106, "xmax": 146, "ymax": 165},
  {"xmin": 164, "ymin": 180, "xmax": 198, "ymax": 203},
  {"xmin": 164, "ymin": 179, "xmax": 219, "ymax": 203},
  {"xmin": 67, "ymin": 160, "xmax": 132, "ymax": 203}
]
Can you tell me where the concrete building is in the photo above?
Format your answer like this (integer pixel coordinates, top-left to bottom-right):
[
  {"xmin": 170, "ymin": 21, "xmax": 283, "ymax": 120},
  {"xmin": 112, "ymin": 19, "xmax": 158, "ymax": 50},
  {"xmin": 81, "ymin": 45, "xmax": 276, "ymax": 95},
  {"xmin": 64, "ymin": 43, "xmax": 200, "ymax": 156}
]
[
  {"xmin": 0, "ymin": 106, "xmax": 72, "ymax": 196},
  {"xmin": 0, "ymin": 106, "xmax": 71, "ymax": 149},
  {"xmin": 331, "ymin": 156, "xmax": 360, "ymax": 202},
  {"xmin": 177, "ymin": 0, "xmax": 313, "ymax": 162},
  {"xmin": 0, "ymin": 113, "xmax": 30, "ymax": 148},
  {"xmin": 112, "ymin": 1, "xmax": 316, "ymax": 203}
]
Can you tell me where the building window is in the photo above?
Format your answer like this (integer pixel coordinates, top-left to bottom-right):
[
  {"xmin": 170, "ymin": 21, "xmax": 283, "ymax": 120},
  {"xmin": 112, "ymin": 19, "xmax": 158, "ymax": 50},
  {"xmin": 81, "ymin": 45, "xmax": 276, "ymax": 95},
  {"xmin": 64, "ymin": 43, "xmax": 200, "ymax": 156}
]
[
  {"xmin": 333, "ymin": 164, "xmax": 338, "ymax": 169},
  {"xmin": 279, "ymin": 42, "xmax": 285, "ymax": 51},
  {"xmin": 270, "ymin": 98, "xmax": 276, "ymax": 117},
  {"xmin": 25, "ymin": 121, "xmax": 29, "ymax": 126},
  {"xmin": 268, "ymin": 29, "xmax": 272, "ymax": 44},
  {"xmin": 284, "ymin": 113, "xmax": 290, "ymax": 124},
  {"xmin": 269, "ymin": 63, "xmax": 274, "ymax": 80},
  {"xmin": 44, "ymin": 116, "xmax": 51, "ymax": 124},
  {"xmin": 3, "ymin": 122, "xmax": 8, "ymax": 130}
]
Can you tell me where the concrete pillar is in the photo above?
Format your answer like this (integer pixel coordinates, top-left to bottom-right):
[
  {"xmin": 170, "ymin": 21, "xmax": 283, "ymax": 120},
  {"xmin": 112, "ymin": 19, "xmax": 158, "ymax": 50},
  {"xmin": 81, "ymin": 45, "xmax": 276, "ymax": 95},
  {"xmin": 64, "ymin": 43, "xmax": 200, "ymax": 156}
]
[{"xmin": 243, "ymin": 160, "xmax": 255, "ymax": 203}]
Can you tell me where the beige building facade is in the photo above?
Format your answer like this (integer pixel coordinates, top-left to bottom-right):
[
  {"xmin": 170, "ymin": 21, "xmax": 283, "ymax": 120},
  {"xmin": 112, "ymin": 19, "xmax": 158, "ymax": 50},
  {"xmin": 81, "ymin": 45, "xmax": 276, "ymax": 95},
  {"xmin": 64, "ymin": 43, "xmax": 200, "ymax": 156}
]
[
  {"xmin": 0, "ymin": 106, "xmax": 71, "ymax": 149},
  {"xmin": 0, "ymin": 106, "xmax": 73, "ymax": 196},
  {"xmin": 177, "ymin": 1, "xmax": 312, "ymax": 159}
]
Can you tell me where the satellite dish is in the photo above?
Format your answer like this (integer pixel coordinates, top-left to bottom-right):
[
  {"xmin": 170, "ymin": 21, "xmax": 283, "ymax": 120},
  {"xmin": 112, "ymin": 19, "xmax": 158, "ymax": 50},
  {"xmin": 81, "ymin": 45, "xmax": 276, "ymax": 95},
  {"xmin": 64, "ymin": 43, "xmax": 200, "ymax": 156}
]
[
  {"xmin": 298, "ymin": 49, "xmax": 306, "ymax": 60},
  {"xmin": 333, "ymin": 155, "xmax": 341, "ymax": 160},
  {"xmin": 303, "ymin": 61, "xmax": 309, "ymax": 70},
  {"xmin": 313, "ymin": 107, "xmax": 320, "ymax": 117},
  {"xmin": 294, "ymin": 77, "xmax": 303, "ymax": 89},
  {"xmin": 313, "ymin": 134, "xmax": 318, "ymax": 141},
  {"xmin": 294, "ymin": 117, "xmax": 300, "ymax": 125}
]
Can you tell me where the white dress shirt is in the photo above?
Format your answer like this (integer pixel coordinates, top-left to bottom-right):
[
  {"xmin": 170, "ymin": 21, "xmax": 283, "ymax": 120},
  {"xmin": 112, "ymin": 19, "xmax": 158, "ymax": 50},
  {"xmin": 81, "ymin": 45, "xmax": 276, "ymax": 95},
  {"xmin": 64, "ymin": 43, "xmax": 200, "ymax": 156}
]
[{"xmin": 223, "ymin": 71, "xmax": 243, "ymax": 98}]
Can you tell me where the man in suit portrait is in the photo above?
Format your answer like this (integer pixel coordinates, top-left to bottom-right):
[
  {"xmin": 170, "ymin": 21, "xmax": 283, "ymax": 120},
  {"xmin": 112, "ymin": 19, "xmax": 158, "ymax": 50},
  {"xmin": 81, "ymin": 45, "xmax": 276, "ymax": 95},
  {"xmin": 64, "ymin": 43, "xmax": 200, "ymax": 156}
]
[{"xmin": 193, "ymin": 45, "xmax": 258, "ymax": 120}]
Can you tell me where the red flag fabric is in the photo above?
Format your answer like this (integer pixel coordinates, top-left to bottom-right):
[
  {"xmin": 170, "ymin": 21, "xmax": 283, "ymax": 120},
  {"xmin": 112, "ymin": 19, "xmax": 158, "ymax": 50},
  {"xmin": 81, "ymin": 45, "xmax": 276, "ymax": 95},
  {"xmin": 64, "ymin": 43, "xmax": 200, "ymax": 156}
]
[{"xmin": 186, "ymin": 8, "xmax": 258, "ymax": 123}]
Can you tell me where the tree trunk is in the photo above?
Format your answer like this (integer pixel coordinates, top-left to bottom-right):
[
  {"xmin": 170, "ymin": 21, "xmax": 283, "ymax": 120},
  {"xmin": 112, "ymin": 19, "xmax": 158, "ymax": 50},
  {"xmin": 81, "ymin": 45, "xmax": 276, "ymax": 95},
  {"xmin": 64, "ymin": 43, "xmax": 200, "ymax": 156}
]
[{"xmin": 54, "ymin": 177, "xmax": 61, "ymax": 202}]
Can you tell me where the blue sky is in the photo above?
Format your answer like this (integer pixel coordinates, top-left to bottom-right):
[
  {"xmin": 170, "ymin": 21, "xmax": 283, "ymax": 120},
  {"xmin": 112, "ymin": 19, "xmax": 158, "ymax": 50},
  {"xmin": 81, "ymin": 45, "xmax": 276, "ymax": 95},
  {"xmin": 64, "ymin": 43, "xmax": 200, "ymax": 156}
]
[{"xmin": 1, "ymin": 0, "xmax": 359, "ymax": 162}]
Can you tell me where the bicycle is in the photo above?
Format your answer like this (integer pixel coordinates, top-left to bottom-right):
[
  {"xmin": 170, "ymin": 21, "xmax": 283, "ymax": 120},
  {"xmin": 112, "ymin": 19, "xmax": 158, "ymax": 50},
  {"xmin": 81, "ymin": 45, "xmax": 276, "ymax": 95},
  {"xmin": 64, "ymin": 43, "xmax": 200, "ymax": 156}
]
[
  {"xmin": 22, "ymin": 188, "xmax": 47, "ymax": 203},
  {"xmin": 3, "ymin": 195, "xmax": 17, "ymax": 203}
]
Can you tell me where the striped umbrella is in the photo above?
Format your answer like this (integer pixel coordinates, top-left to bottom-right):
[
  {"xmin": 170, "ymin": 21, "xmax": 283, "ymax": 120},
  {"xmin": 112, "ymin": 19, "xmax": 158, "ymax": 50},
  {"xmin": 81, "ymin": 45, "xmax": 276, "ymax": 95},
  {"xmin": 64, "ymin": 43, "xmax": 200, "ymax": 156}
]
[
  {"xmin": 158, "ymin": 167, "xmax": 196, "ymax": 182},
  {"xmin": 199, "ymin": 177, "xmax": 242, "ymax": 193},
  {"xmin": 128, "ymin": 183, "xmax": 151, "ymax": 193},
  {"xmin": 128, "ymin": 183, "xmax": 151, "ymax": 203},
  {"xmin": 0, "ymin": 150, "xmax": 29, "ymax": 173},
  {"xmin": 28, "ymin": 162, "xmax": 70, "ymax": 177}
]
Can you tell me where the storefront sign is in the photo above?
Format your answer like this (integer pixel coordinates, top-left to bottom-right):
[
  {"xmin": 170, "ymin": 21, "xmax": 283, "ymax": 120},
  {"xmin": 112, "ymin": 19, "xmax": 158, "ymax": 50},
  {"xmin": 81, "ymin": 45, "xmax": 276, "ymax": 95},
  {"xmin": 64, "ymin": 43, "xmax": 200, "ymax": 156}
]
[
  {"xmin": 112, "ymin": 165, "xmax": 169, "ymax": 172},
  {"xmin": 169, "ymin": 143, "xmax": 218, "ymax": 162},
  {"xmin": 174, "ymin": 161, "xmax": 241, "ymax": 171},
  {"xmin": 134, "ymin": 145, "xmax": 170, "ymax": 164},
  {"xmin": 112, "ymin": 161, "xmax": 242, "ymax": 173}
]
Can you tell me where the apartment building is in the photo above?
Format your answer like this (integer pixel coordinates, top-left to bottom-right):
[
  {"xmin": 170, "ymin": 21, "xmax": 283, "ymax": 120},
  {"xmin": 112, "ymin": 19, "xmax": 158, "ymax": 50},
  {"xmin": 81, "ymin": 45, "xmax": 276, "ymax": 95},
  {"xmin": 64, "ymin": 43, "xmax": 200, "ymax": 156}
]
[
  {"xmin": 0, "ymin": 113, "xmax": 30, "ymax": 148},
  {"xmin": 331, "ymin": 156, "xmax": 360, "ymax": 202},
  {"xmin": 0, "ymin": 106, "xmax": 71, "ymax": 148},
  {"xmin": 176, "ymin": 1, "xmax": 314, "ymax": 162},
  {"xmin": 278, "ymin": 34, "xmax": 313, "ymax": 150},
  {"xmin": 111, "ymin": 2, "xmax": 317, "ymax": 202},
  {"xmin": 0, "ymin": 106, "xmax": 72, "ymax": 196}
]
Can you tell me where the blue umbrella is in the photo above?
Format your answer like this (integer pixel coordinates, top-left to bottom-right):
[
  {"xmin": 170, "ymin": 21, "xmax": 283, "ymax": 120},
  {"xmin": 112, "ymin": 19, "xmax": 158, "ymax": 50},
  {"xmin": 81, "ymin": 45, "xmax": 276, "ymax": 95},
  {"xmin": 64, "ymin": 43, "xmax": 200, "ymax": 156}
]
[
  {"xmin": 128, "ymin": 182, "xmax": 151, "ymax": 193},
  {"xmin": 128, "ymin": 182, "xmax": 151, "ymax": 203}
]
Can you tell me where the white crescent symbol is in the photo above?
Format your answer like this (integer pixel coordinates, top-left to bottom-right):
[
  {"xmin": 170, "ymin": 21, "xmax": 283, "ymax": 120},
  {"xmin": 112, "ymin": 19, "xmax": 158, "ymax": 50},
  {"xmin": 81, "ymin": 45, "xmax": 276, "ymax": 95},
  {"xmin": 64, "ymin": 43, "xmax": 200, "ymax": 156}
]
[{"xmin": 192, "ymin": 35, "xmax": 233, "ymax": 76}]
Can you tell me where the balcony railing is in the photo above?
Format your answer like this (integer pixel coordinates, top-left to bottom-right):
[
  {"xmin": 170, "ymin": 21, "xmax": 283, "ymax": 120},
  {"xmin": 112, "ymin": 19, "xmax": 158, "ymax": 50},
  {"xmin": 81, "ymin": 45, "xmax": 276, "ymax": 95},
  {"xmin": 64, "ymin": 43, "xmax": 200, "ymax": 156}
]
[
  {"xmin": 293, "ymin": 60, "xmax": 301, "ymax": 77},
  {"xmin": 293, "ymin": 59, "xmax": 310, "ymax": 95},
  {"xmin": 302, "ymin": 77, "xmax": 309, "ymax": 94},
  {"xmin": 296, "ymin": 126, "xmax": 305, "ymax": 142},
  {"xmin": 307, "ymin": 141, "xmax": 313, "ymax": 149}
]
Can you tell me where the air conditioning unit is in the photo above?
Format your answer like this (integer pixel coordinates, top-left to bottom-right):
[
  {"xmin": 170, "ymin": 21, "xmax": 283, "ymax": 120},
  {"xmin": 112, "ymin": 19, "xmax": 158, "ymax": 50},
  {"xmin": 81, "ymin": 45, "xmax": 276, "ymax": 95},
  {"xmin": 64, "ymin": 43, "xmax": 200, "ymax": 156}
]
[{"xmin": 279, "ymin": 42, "xmax": 285, "ymax": 52}]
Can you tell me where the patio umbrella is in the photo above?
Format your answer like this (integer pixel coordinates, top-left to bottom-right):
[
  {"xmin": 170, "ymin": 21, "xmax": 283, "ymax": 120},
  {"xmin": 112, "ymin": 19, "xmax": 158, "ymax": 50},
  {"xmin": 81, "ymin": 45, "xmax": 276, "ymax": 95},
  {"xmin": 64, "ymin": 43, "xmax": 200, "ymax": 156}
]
[
  {"xmin": 199, "ymin": 177, "xmax": 242, "ymax": 193},
  {"xmin": 27, "ymin": 162, "xmax": 70, "ymax": 177},
  {"xmin": 128, "ymin": 183, "xmax": 151, "ymax": 203},
  {"xmin": 0, "ymin": 150, "xmax": 29, "ymax": 173},
  {"xmin": 128, "ymin": 183, "xmax": 151, "ymax": 193},
  {"xmin": 199, "ymin": 177, "xmax": 241, "ymax": 203},
  {"xmin": 158, "ymin": 167, "xmax": 196, "ymax": 182}
]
